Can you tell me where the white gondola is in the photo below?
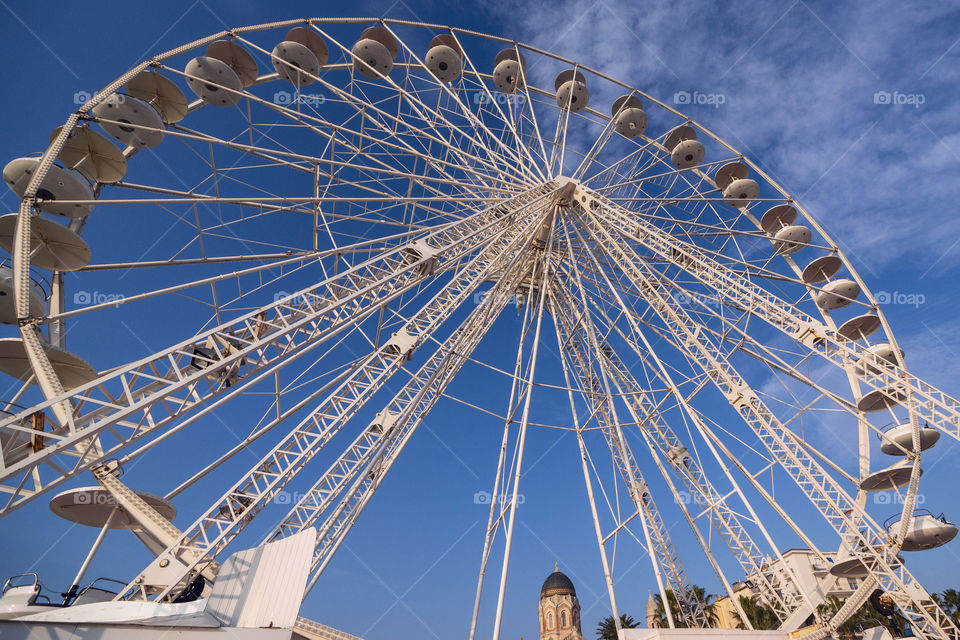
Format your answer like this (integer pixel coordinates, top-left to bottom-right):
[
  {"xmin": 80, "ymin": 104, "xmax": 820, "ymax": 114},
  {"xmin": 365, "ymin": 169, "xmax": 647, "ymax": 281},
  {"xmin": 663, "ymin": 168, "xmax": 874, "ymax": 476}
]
[
  {"xmin": 885, "ymin": 510, "xmax": 958, "ymax": 551},
  {"xmin": 205, "ymin": 40, "xmax": 258, "ymax": 87},
  {"xmin": 857, "ymin": 385, "xmax": 908, "ymax": 412},
  {"xmin": 801, "ymin": 255, "xmax": 842, "ymax": 284},
  {"xmin": 425, "ymin": 34, "xmax": 462, "ymax": 82},
  {"xmin": 664, "ymin": 125, "xmax": 704, "ymax": 169},
  {"xmin": 829, "ymin": 552, "xmax": 903, "ymax": 578},
  {"xmin": 272, "ymin": 40, "xmax": 321, "ymax": 87},
  {"xmin": 760, "ymin": 203, "xmax": 797, "ymax": 233},
  {"xmin": 859, "ymin": 463, "xmax": 919, "ymax": 492},
  {"xmin": 272, "ymin": 27, "xmax": 328, "ymax": 87},
  {"xmin": 91, "ymin": 93, "xmax": 165, "ymax": 149},
  {"xmin": 773, "ymin": 224, "xmax": 810, "ymax": 255},
  {"xmin": 2, "ymin": 157, "xmax": 95, "ymax": 218},
  {"xmin": 50, "ymin": 486, "xmax": 176, "ymax": 529},
  {"xmin": 723, "ymin": 178, "xmax": 759, "ymax": 207},
  {"xmin": 611, "ymin": 95, "xmax": 646, "ymax": 138},
  {"xmin": 670, "ymin": 140, "xmax": 704, "ymax": 170},
  {"xmin": 285, "ymin": 26, "xmax": 329, "ymax": 67},
  {"xmin": 837, "ymin": 313, "xmax": 882, "ymax": 341},
  {"xmin": 184, "ymin": 56, "xmax": 244, "ymax": 107},
  {"xmin": 50, "ymin": 126, "xmax": 126, "ymax": 184},
  {"xmin": 0, "ymin": 213, "xmax": 90, "ymax": 271},
  {"xmin": 125, "ymin": 70, "xmax": 188, "ymax": 124},
  {"xmin": 879, "ymin": 422, "xmax": 939, "ymax": 455},
  {"xmin": 0, "ymin": 266, "xmax": 45, "ymax": 323},
  {"xmin": 0, "ymin": 337, "xmax": 97, "ymax": 390},
  {"xmin": 493, "ymin": 49, "xmax": 526, "ymax": 94},
  {"xmin": 855, "ymin": 343, "xmax": 903, "ymax": 375},
  {"xmin": 352, "ymin": 26, "xmax": 398, "ymax": 79},
  {"xmin": 555, "ymin": 69, "xmax": 589, "ymax": 112},
  {"xmin": 714, "ymin": 161, "xmax": 747, "ymax": 190},
  {"xmin": 816, "ymin": 278, "xmax": 860, "ymax": 310}
]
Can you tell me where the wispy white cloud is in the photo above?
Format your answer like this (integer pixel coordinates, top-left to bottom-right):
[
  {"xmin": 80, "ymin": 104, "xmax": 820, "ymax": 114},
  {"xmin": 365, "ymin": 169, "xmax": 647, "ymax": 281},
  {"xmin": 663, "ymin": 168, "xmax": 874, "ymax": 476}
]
[{"xmin": 491, "ymin": 0, "xmax": 960, "ymax": 272}]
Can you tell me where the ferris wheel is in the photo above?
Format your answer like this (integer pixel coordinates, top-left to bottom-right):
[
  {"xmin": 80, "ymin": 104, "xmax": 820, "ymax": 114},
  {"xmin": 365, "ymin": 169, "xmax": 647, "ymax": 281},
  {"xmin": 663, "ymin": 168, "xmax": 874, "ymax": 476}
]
[{"xmin": 0, "ymin": 16, "xmax": 959, "ymax": 640}]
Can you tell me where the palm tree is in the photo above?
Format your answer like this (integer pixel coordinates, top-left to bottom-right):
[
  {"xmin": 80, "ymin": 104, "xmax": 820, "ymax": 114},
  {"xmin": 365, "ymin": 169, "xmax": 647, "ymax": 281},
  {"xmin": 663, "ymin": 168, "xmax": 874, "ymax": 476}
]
[
  {"xmin": 816, "ymin": 596, "xmax": 887, "ymax": 639},
  {"xmin": 596, "ymin": 614, "xmax": 639, "ymax": 640},
  {"xmin": 651, "ymin": 587, "xmax": 719, "ymax": 628},
  {"xmin": 733, "ymin": 595, "xmax": 781, "ymax": 630},
  {"xmin": 934, "ymin": 589, "xmax": 960, "ymax": 625}
]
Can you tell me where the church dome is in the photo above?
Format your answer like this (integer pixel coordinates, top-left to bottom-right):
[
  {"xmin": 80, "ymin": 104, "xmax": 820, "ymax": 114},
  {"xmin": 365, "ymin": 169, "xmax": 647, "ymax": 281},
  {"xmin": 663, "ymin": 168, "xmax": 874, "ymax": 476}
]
[{"xmin": 540, "ymin": 569, "xmax": 576, "ymax": 598}]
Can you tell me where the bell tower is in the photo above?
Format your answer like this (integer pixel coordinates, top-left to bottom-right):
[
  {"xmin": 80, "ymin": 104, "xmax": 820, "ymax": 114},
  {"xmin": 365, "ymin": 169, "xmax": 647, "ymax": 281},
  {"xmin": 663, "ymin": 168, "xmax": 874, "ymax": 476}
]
[{"xmin": 539, "ymin": 564, "xmax": 583, "ymax": 640}]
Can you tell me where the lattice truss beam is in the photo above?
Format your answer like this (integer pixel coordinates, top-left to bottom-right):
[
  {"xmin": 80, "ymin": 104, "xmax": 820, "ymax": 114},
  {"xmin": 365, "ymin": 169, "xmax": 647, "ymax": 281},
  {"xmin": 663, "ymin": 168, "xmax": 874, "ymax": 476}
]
[{"xmin": 560, "ymin": 187, "xmax": 959, "ymax": 640}]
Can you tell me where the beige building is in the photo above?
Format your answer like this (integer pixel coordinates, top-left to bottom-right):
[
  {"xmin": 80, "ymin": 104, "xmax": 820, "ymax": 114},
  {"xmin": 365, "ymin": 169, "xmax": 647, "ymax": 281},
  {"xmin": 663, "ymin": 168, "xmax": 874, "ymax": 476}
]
[
  {"xmin": 713, "ymin": 581, "xmax": 757, "ymax": 629},
  {"xmin": 539, "ymin": 565, "xmax": 585, "ymax": 640},
  {"xmin": 714, "ymin": 549, "xmax": 865, "ymax": 629}
]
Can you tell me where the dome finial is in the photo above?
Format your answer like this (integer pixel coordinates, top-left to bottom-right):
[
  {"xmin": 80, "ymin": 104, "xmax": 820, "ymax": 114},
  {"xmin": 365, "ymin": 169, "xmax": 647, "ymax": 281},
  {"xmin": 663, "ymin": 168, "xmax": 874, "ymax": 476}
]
[{"xmin": 555, "ymin": 560, "xmax": 558, "ymax": 572}]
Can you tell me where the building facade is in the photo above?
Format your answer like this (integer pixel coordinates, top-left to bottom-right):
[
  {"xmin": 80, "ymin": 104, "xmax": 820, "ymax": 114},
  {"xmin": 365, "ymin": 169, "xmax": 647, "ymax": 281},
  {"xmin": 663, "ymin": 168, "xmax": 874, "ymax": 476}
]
[
  {"xmin": 539, "ymin": 566, "xmax": 585, "ymax": 640},
  {"xmin": 713, "ymin": 549, "xmax": 865, "ymax": 628}
]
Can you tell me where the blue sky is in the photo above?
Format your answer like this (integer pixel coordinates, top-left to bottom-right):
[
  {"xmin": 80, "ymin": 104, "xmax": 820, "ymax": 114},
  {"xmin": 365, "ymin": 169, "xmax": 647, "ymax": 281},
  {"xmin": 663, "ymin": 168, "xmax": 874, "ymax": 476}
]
[{"xmin": 1, "ymin": 2, "xmax": 960, "ymax": 640}]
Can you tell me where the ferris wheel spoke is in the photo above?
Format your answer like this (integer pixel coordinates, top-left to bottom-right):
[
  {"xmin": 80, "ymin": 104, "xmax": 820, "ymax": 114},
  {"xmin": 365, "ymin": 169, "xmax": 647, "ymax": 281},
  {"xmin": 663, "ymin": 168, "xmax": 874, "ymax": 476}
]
[
  {"xmin": 580, "ymin": 135, "xmax": 662, "ymax": 187},
  {"xmin": 571, "ymin": 114, "xmax": 619, "ymax": 182},
  {"xmin": 119, "ymin": 204, "xmax": 550, "ymax": 601},
  {"xmin": 46, "ymin": 251, "xmax": 322, "ymax": 322},
  {"xmin": 159, "ymin": 70, "xmax": 528, "ymax": 207},
  {"xmin": 114, "ymin": 116, "xmax": 517, "ymax": 204},
  {"xmin": 466, "ymin": 247, "xmax": 543, "ymax": 640},
  {"xmin": 553, "ymin": 252, "xmax": 807, "ymax": 623},
  {"xmin": 0, "ymin": 184, "xmax": 561, "ymax": 515},
  {"xmin": 453, "ymin": 38, "xmax": 550, "ymax": 184},
  {"xmin": 568, "ymin": 195, "xmax": 958, "ymax": 640},
  {"xmin": 301, "ymin": 228, "xmax": 547, "ymax": 602},
  {"xmin": 380, "ymin": 25, "xmax": 543, "ymax": 185},
  {"xmin": 482, "ymin": 211, "xmax": 556, "ymax": 640},
  {"xmin": 549, "ymin": 280, "xmax": 708, "ymax": 628},
  {"xmin": 550, "ymin": 299, "xmax": 624, "ymax": 635},
  {"xmin": 658, "ymin": 287, "xmax": 937, "ymax": 470},
  {"xmin": 547, "ymin": 98, "xmax": 577, "ymax": 176},
  {"xmin": 580, "ymin": 186, "xmax": 960, "ymax": 450},
  {"xmin": 574, "ymin": 267, "xmax": 867, "ymax": 625},
  {"xmin": 131, "ymin": 329, "xmax": 374, "ymax": 502},
  {"xmin": 267, "ymin": 209, "xmax": 549, "ymax": 546},
  {"xmin": 234, "ymin": 34, "xmax": 536, "ymax": 191}
]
